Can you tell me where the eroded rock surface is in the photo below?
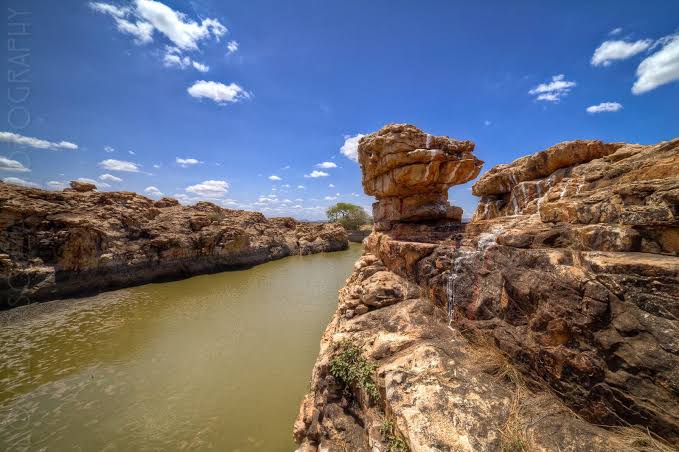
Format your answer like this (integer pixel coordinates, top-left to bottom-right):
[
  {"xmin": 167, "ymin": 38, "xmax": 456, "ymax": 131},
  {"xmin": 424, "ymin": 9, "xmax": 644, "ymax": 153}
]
[
  {"xmin": 358, "ymin": 124, "xmax": 483, "ymax": 230},
  {"xmin": 0, "ymin": 182, "xmax": 348, "ymax": 307},
  {"xmin": 297, "ymin": 132, "xmax": 679, "ymax": 450}
]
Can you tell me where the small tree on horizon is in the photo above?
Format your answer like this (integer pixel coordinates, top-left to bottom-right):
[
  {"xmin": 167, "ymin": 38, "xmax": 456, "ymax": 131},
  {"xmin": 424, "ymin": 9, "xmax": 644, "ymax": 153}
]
[{"xmin": 326, "ymin": 202, "xmax": 370, "ymax": 231}]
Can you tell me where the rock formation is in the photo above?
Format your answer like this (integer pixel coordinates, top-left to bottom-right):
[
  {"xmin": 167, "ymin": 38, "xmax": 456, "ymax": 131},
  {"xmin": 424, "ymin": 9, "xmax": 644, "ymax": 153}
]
[
  {"xmin": 296, "ymin": 127, "xmax": 679, "ymax": 451},
  {"xmin": 358, "ymin": 124, "xmax": 483, "ymax": 230},
  {"xmin": 0, "ymin": 182, "xmax": 348, "ymax": 307}
]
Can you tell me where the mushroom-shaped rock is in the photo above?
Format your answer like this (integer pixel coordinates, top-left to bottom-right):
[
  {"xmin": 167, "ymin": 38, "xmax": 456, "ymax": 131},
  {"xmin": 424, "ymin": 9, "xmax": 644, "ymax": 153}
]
[
  {"xmin": 358, "ymin": 124, "xmax": 483, "ymax": 229},
  {"xmin": 69, "ymin": 180, "xmax": 97, "ymax": 192}
]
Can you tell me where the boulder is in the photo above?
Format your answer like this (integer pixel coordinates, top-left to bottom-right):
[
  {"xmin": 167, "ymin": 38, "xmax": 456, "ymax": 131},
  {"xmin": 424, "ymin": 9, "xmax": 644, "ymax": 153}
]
[
  {"xmin": 69, "ymin": 180, "xmax": 97, "ymax": 192},
  {"xmin": 358, "ymin": 124, "xmax": 483, "ymax": 229}
]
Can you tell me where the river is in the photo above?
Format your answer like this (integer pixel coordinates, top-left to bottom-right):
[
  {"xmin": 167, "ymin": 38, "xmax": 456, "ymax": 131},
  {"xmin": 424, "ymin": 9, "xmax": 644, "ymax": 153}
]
[{"xmin": 0, "ymin": 243, "xmax": 363, "ymax": 451}]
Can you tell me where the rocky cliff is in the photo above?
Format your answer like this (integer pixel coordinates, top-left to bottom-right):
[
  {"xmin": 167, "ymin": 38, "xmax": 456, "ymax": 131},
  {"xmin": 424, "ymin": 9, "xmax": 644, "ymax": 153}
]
[
  {"xmin": 0, "ymin": 181, "xmax": 348, "ymax": 307},
  {"xmin": 295, "ymin": 125, "xmax": 679, "ymax": 451}
]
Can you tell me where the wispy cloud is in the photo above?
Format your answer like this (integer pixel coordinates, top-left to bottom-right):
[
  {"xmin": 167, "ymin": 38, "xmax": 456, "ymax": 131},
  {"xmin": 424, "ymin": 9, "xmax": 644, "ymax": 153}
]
[
  {"xmin": 315, "ymin": 161, "xmax": 337, "ymax": 169},
  {"xmin": 104, "ymin": 145, "xmax": 115, "ymax": 153},
  {"xmin": 304, "ymin": 170, "xmax": 329, "ymax": 178},
  {"xmin": 99, "ymin": 173, "xmax": 123, "ymax": 182},
  {"xmin": 98, "ymin": 159, "xmax": 140, "ymax": 172},
  {"xmin": 176, "ymin": 157, "xmax": 202, "ymax": 167},
  {"xmin": 227, "ymin": 40, "xmax": 238, "ymax": 54},
  {"xmin": 528, "ymin": 74, "xmax": 576, "ymax": 102},
  {"xmin": 268, "ymin": 175, "xmax": 282, "ymax": 181},
  {"xmin": 3, "ymin": 177, "xmax": 39, "ymax": 188},
  {"xmin": 0, "ymin": 131, "xmax": 77, "ymax": 150},
  {"xmin": 586, "ymin": 102, "xmax": 623, "ymax": 113},
  {"xmin": 0, "ymin": 156, "xmax": 30, "ymax": 172},
  {"xmin": 591, "ymin": 39, "xmax": 652, "ymax": 66}
]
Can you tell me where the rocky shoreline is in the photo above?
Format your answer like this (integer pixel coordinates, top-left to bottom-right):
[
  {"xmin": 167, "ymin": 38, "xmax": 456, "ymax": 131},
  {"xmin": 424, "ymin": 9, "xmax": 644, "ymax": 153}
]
[
  {"xmin": 295, "ymin": 125, "xmax": 678, "ymax": 450},
  {"xmin": 0, "ymin": 182, "xmax": 348, "ymax": 308}
]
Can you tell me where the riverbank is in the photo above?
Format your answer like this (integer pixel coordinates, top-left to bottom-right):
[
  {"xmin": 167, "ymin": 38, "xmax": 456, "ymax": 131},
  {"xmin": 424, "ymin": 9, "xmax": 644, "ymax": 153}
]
[{"xmin": 0, "ymin": 182, "xmax": 348, "ymax": 308}]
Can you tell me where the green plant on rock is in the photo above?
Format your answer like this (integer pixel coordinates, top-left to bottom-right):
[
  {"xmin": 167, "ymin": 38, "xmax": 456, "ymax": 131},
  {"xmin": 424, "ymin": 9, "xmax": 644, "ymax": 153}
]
[
  {"xmin": 329, "ymin": 342, "xmax": 380, "ymax": 402},
  {"xmin": 207, "ymin": 212, "xmax": 222, "ymax": 222},
  {"xmin": 380, "ymin": 419, "xmax": 409, "ymax": 452}
]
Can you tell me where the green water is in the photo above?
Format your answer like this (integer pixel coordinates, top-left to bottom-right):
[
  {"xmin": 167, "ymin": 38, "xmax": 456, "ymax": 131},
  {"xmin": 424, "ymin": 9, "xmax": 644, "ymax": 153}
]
[{"xmin": 0, "ymin": 244, "xmax": 363, "ymax": 451}]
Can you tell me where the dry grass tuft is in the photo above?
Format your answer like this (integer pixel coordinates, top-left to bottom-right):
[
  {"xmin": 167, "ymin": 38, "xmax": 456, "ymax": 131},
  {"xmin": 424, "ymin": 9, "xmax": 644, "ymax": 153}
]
[{"xmin": 609, "ymin": 426, "xmax": 678, "ymax": 452}]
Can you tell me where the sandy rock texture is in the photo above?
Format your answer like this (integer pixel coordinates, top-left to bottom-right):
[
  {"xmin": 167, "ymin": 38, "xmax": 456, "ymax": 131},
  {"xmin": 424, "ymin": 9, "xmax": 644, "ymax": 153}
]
[
  {"xmin": 0, "ymin": 183, "xmax": 348, "ymax": 307},
  {"xmin": 296, "ymin": 129, "xmax": 679, "ymax": 450},
  {"xmin": 358, "ymin": 124, "xmax": 483, "ymax": 230}
]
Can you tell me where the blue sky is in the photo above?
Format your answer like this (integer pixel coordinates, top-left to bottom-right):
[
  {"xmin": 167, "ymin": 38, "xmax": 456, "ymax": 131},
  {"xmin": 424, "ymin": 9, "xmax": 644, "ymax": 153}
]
[{"xmin": 2, "ymin": 0, "xmax": 678, "ymax": 220}]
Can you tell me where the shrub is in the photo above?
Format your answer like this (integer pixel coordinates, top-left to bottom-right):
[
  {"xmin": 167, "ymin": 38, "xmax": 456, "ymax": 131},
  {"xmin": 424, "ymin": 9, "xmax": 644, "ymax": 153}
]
[
  {"xmin": 330, "ymin": 342, "xmax": 380, "ymax": 402},
  {"xmin": 326, "ymin": 202, "xmax": 370, "ymax": 231},
  {"xmin": 380, "ymin": 419, "xmax": 409, "ymax": 452}
]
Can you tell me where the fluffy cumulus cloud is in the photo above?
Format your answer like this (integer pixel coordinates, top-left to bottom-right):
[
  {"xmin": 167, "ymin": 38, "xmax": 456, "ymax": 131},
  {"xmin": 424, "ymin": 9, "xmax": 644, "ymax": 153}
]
[
  {"xmin": 315, "ymin": 161, "xmax": 337, "ymax": 169},
  {"xmin": 89, "ymin": 0, "xmax": 226, "ymax": 50},
  {"xmin": 268, "ymin": 175, "xmax": 282, "ymax": 181},
  {"xmin": 633, "ymin": 35, "xmax": 679, "ymax": 94},
  {"xmin": 591, "ymin": 39, "xmax": 652, "ymax": 67},
  {"xmin": 99, "ymin": 173, "xmax": 123, "ymax": 183},
  {"xmin": 3, "ymin": 177, "xmax": 40, "ymax": 188},
  {"xmin": 0, "ymin": 131, "xmax": 78, "ymax": 150},
  {"xmin": 227, "ymin": 40, "xmax": 238, "ymax": 54},
  {"xmin": 187, "ymin": 80, "xmax": 251, "ymax": 105},
  {"xmin": 185, "ymin": 179, "xmax": 229, "ymax": 198},
  {"xmin": 304, "ymin": 170, "xmax": 329, "ymax": 178},
  {"xmin": 340, "ymin": 134, "xmax": 365, "ymax": 162},
  {"xmin": 176, "ymin": 157, "xmax": 202, "ymax": 167},
  {"xmin": 586, "ymin": 102, "xmax": 623, "ymax": 113},
  {"xmin": 98, "ymin": 159, "xmax": 140, "ymax": 172},
  {"xmin": 144, "ymin": 186, "xmax": 163, "ymax": 197},
  {"xmin": 104, "ymin": 145, "xmax": 115, "ymax": 153},
  {"xmin": 528, "ymin": 74, "xmax": 576, "ymax": 102},
  {"xmin": 0, "ymin": 156, "xmax": 30, "ymax": 172}
]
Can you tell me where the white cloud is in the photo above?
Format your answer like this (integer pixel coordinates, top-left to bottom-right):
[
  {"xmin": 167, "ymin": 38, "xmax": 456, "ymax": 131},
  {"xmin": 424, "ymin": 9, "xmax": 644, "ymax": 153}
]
[
  {"xmin": 3, "ymin": 177, "xmax": 39, "ymax": 188},
  {"xmin": 192, "ymin": 61, "xmax": 209, "ymax": 72},
  {"xmin": 633, "ymin": 35, "xmax": 679, "ymax": 94},
  {"xmin": 591, "ymin": 39, "xmax": 652, "ymax": 66},
  {"xmin": 586, "ymin": 102, "xmax": 623, "ymax": 113},
  {"xmin": 187, "ymin": 80, "xmax": 251, "ymax": 105},
  {"xmin": 227, "ymin": 40, "xmax": 238, "ymax": 54},
  {"xmin": 0, "ymin": 156, "xmax": 30, "ymax": 172},
  {"xmin": 104, "ymin": 145, "xmax": 115, "ymax": 153},
  {"xmin": 128, "ymin": 150, "xmax": 135, "ymax": 155},
  {"xmin": 315, "ymin": 161, "xmax": 337, "ymax": 169},
  {"xmin": 281, "ymin": 184, "xmax": 290, "ymax": 188},
  {"xmin": 144, "ymin": 186, "xmax": 163, "ymax": 197},
  {"xmin": 99, "ymin": 173, "xmax": 123, "ymax": 183},
  {"xmin": 324, "ymin": 196, "xmax": 337, "ymax": 201},
  {"xmin": 609, "ymin": 27, "xmax": 623, "ymax": 36},
  {"xmin": 153, "ymin": 163, "xmax": 161, "ymax": 168},
  {"xmin": 185, "ymin": 179, "xmax": 229, "ymax": 198},
  {"xmin": 0, "ymin": 131, "xmax": 78, "ymax": 150},
  {"xmin": 98, "ymin": 159, "xmax": 140, "ymax": 172},
  {"xmin": 297, "ymin": 185, "xmax": 305, "ymax": 189},
  {"xmin": 90, "ymin": 0, "xmax": 226, "ymax": 51},
  {"xmin": 484, "ymin": 120, "xmax": 492, "ymax": 126},
  {"xmin": 47, "ymin": 181, "xmax": 66, "ymax": 190},
  {"xmin": 268, "ymin": 175, "xmax": 282, "ymax": 181},
  {"xmin": 176, "ymin": 157, "xmax": 202, "ymax": 167},
  {"xmin": 328, "ymin": 183, "xmax": 335, "ymax": 188},
  {"xmin": 528, "ymin": 74, "xmax": 576, "ymax": 102},
  {"xmin": 340, "ymin": 134, "xmax": 364, "ymax": 162},
  {"xmin": 304, "ymin": 170, "xmax": 329, "ymax": 178}
]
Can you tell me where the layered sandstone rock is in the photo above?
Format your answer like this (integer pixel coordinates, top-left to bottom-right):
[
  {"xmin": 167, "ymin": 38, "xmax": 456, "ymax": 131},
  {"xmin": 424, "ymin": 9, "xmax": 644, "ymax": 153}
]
[
  {"xmin": 297, "ymin": 133, "xmax": 679, "ymax": 450},
  {"xmin": 0, "ymin": 182, "xmax": 348, "ymax": 307},
  {"xmin": 358, "ymin": 124, "xmax": 483, "ymax": 230}
]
